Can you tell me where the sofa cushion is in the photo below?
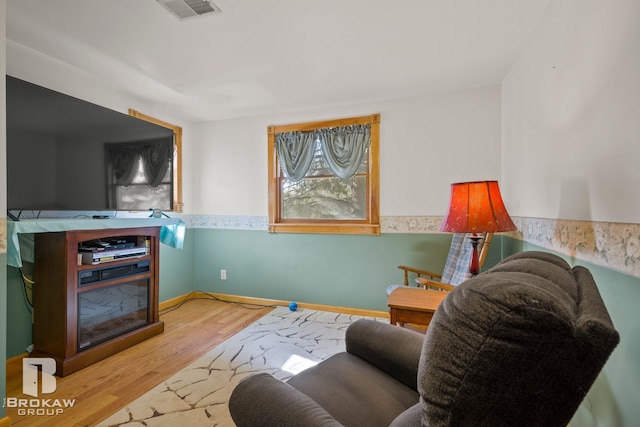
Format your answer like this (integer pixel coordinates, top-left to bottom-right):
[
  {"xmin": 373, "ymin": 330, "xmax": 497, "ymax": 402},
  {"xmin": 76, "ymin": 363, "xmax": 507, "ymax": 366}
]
[
  {"xmin": 346, "ymin": 317, "xmax": 424, "ymax": 390},
  {"xmin": 389, "ymin": 403, "xmax": 422, "ymax": 427},
  {"xmin": 417, "ymin": 251, "xmax": 619, "ymax": 427},
  {"xmin": 229, "ymin": 373, "xmax": 343, "ymax": 427},
  {"xmin": 288, "ymin": 352, "xmax": 419, "ymax": 427}
]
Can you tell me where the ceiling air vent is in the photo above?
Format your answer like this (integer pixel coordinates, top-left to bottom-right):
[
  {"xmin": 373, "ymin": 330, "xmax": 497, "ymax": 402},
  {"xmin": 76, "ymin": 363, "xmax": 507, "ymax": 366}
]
[{"xmin": 157, "ymin": 0, "xmax": 222, "ymax": 21}]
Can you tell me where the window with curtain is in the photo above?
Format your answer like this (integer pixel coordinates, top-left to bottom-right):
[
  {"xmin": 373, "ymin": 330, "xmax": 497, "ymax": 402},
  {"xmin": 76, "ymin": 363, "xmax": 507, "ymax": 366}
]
[
  {"xmin": 106, "ymin": 138, "xmax": 174, "ymax": 210},
  {"xmin": 268, "ymin": 114, "xmax": 380, "ymax": 235}
]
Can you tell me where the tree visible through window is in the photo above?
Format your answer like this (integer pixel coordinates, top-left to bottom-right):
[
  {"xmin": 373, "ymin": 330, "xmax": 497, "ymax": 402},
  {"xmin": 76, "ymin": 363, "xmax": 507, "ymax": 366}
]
[
  {"xmin": 268, "ymin": 114, "xmax": 380, "ymax": 235},
  {"xmin": 281, "ymin": 138, "xmax": 368, "ymax": 220}
]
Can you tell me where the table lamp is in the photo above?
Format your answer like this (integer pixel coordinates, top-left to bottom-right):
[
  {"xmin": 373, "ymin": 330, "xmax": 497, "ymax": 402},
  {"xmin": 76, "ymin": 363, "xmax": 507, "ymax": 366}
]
[{"xmin": 440, "ymin": 180, "xmax": 517, "ymax": 276}]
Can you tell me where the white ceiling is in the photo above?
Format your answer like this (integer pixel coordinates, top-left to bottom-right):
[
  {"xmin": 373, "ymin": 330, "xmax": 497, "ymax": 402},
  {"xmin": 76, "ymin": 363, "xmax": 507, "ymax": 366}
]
[{"xmin": 6, "ymin": 0, "xmax": 550, "ymax": 123}]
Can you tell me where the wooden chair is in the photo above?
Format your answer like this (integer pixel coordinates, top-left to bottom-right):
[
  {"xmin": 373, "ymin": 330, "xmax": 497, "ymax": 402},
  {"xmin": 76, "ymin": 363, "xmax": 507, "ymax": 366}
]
[{"xmin": 387, "ymin": 233, "xmax": 493, "ymax": 295}]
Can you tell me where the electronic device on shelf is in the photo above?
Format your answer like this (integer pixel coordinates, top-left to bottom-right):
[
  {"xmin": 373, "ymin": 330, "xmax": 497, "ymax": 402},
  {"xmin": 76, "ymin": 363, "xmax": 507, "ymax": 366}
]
[
  {"xmin": 78, "ymin": 237, "xmax": 148, "ymax": 264},
  {"xmin": 79, "ymin": 247, "xmax": 148, "ymax": 265}
]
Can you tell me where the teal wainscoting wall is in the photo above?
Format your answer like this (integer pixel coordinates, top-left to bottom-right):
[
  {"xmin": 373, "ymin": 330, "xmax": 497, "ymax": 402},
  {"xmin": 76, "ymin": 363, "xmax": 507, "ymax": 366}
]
[
  {"xmin": 5, "ymin": 228, "xmax": 196, "ymax": 359},
  {"xmin": 158, "ymin": 228, "xmax": 196, "ymax": 301},
  {"xmin": 504, "ymin": 238, "xmax": 640, "ymax": 427},
  {"xmin": 6, "ymin": 266, "xmax": 33, "ymax": 357},
  {"xmin": 192, "ymin": 229, "xmax": 503, "ymax": 312}
]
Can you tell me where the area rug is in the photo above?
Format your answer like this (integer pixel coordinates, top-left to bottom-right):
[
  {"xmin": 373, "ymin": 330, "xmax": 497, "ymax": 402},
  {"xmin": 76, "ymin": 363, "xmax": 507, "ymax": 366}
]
[{"xmin": 97, "ymin": 306, "xmax": 382, "ymax": 426}]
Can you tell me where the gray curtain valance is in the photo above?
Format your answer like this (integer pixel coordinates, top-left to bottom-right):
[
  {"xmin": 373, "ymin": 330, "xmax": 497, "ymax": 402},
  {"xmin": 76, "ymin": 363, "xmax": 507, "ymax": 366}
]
[
  {"xmin": 275, "ymin": 124, "xmax": 370, "ymax": 182},
  {"xmin": 317, "ymin": 125, "xmax": 370, "ymax": 179},
  {"xmin": 275, "ymin": 131, "xmax": 317, "ymax": 182}
]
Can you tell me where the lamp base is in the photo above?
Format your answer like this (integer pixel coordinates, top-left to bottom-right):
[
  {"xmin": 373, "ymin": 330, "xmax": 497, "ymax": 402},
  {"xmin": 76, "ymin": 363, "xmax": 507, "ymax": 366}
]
[{"xmin": 469, "ymin": 235, "xmax": 483, "ymax": 276}]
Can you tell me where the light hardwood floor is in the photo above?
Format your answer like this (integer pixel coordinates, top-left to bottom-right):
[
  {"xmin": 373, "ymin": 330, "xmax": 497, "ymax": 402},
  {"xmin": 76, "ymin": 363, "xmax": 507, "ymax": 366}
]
[{"xmin": 5, "ymin": 297, "xmax": 274, "ymax": 427}]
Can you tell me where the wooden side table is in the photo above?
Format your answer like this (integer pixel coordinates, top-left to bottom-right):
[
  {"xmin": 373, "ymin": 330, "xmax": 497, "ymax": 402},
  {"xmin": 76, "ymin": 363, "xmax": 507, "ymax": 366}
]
[{"xmin": 387, "ymin": 287, "xmax": 448, "ymax": 329}]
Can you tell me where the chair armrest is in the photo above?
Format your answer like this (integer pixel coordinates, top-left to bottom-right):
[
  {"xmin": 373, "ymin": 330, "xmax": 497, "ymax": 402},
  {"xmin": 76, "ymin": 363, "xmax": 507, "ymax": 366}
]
[
  {"xmin": 397, "ymin": 265, "xmax": 442, "ymax": 286},
  {"xmin": 345, "ymin": 319, "xmax": 424, "ymax": 390},
  {"xmin": 229, "ymin": 373, "xmax": 344, "ymax": 427},
  {"xmin": 415, "ymin": 276, "xmax": 455, "ymax": 291}
]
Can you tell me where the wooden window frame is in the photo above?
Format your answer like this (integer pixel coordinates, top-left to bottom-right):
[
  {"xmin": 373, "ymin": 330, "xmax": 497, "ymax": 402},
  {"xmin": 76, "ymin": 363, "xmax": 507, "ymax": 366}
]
[
  {"xmin": 268, "ymin": 114, "xmax": 380, "ymax": 235},
  {"xmin": 128, "ymin": 109, "xmax": 184, "ymax": 212}
]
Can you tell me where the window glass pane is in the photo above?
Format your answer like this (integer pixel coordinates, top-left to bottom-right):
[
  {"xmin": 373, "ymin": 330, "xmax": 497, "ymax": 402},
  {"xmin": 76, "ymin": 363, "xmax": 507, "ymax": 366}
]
[
  {"xmin": 281, "ymin": 175, "xmax": 367, "ymax": 219},
  {"xmin": 356, "ymin": 150, "xmax": 369, "ymax": 174},
  {"xmin": 305, "ymin": 142, "xmax": 328, "ymax": 176}
]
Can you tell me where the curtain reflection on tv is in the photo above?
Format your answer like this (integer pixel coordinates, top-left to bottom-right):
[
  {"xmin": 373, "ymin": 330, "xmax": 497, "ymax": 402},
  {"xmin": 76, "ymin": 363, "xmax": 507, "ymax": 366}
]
[{"xmin": 106, "ymin": 139, "xmax": 174, "ymax": 210}]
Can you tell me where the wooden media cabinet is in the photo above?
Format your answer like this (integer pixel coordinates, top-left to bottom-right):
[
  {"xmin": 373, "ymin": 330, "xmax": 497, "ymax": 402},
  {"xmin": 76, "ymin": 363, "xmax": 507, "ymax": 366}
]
[{"xmin": 32, "ymin": 226, "xmax": 165, "ymax": 376}]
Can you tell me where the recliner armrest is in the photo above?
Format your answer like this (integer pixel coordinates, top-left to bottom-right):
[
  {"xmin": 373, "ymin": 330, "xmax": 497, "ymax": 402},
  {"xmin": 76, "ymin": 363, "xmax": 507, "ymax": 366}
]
[
  {"xmin": 345, "ymin": 319, "xmax": 424, "ymax": 390},
  {"xmin": 229, "ymin": 373, "xmax": 344, "ymax": 427}
]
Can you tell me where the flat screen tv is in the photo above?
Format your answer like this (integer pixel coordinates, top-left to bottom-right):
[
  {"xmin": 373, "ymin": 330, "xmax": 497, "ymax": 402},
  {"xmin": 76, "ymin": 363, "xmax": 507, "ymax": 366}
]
[{"xmin": 6, "ymin": 75, "xmax": 175, "ymax": 217}]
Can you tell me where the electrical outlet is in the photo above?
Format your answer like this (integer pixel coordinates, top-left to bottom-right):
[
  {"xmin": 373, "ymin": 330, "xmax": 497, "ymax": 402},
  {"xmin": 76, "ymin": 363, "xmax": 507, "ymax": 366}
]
[{"xmin": 221, "ymin": 269, "xmax": 227, "ymax": 280}]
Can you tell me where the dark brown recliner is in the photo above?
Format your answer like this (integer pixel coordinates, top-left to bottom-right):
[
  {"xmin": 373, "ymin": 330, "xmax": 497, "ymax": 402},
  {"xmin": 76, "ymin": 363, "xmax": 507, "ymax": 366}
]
[{"xmin": 229, "ymin": 251, "xmax": 620, "ymax": 427}]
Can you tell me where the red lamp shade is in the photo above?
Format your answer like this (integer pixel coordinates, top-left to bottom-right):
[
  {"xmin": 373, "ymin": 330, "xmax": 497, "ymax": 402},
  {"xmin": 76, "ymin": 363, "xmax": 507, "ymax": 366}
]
[
  {"xmin": 440, "ymin": 181, "xmax": 516, "ymax": 233},
  {"xmin": 440, "ymin": 181, "xmax": 516, "ymax": 276}
]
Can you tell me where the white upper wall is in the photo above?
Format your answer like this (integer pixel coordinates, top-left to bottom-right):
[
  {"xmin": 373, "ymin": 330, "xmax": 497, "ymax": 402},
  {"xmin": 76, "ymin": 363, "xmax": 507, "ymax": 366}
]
[
  {"xmin": 502, "ymin": 0, "xmax": 640, "ymax": 223},
  {"xmin": 7, "ymin": 30, "xmax": 501, "ymax": 218},
  {"xmin": 190, "ymin": 86, "xmax": 501, "ymax": 217}
]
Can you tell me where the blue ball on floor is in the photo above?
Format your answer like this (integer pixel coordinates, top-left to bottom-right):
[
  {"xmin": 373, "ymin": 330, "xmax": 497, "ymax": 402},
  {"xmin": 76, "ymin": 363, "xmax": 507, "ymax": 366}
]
[{"xmin": 289, "ymin": 302, "xmax": 298, "ymax": 311}]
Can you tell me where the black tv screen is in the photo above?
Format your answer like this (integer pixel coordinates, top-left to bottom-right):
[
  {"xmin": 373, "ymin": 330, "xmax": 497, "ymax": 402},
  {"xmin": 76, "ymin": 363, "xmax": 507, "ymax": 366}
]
[{"xmin": 6, "ymin": 76, "xmax": 175, "ymax": 215}]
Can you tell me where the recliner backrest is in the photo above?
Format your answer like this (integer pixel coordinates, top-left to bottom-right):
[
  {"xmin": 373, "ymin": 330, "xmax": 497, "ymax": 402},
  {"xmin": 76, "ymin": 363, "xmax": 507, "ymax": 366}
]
[{"xmin": 418, "ymin": 251, "xmax": 619, "ymax": 427}]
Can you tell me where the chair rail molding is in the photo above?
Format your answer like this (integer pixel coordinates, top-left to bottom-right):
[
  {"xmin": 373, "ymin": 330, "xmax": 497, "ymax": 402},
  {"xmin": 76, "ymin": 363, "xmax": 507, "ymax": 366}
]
[
  {"xmin": 188, "ymin": 215, "xmax": 268, "ymax": 231},
  {"xmin": 0, "ymin": 217, "xmax": 6, "ymax": 254},
  {"xmin": 510, "ymin": 217, "xmax": 640, "ymax": 279},
  {"xmin": 183, "ymin": 214, "xmax": 639, "ymax": 278}
]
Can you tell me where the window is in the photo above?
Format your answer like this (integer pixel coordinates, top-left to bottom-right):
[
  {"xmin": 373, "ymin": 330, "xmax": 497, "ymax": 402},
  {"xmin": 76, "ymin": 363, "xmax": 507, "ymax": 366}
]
[{"xmin": 268, "ymin": 114, "xmax": 380, "ymax": 235}]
